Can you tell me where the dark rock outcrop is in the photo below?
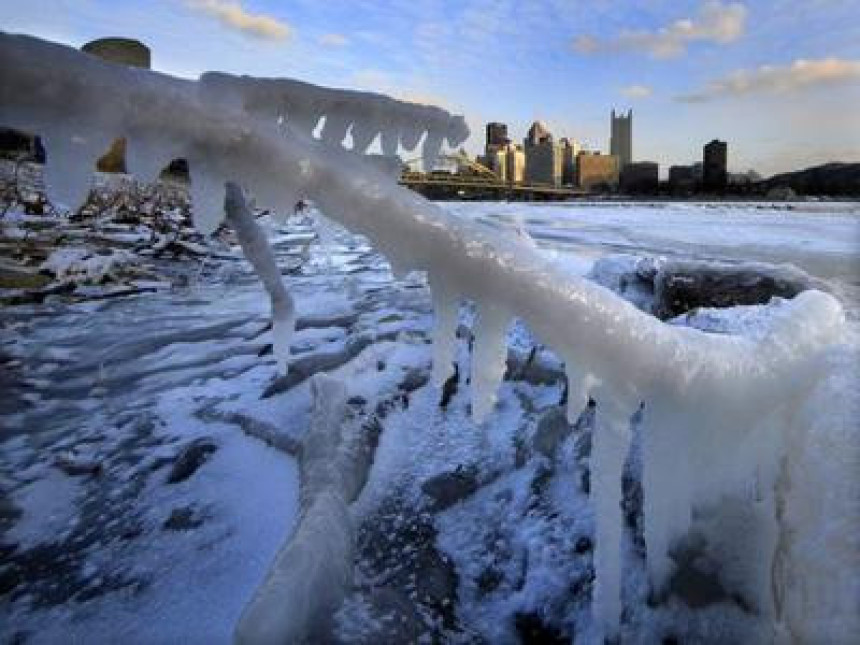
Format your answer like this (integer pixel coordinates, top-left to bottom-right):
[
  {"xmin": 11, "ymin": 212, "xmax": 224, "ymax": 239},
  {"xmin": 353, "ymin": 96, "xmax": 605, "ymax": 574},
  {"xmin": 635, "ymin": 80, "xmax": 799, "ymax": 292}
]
[
  {"xmin": 654, "ymin": 259, "xmax": 820, "ymax": 319},
  {"xmin": 421, "ymin": 465, "xmax": 479, "ymax": 511},
  {"xmin": 166, "ymin": 437, "xmax": 218, "ymax": 484}
]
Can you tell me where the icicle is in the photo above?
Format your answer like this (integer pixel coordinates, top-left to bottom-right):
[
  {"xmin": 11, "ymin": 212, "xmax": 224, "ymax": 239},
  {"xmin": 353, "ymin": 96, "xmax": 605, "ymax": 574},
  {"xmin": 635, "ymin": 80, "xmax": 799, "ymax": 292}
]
[
  {"xmin": 399, "ymin": 122, "xmax": 424, "ymax": 152},
  {"xmin": 470, "ymin": 301, "xmax": 509, "ymax": 423},
  {"xmin": 564, "ymin": 364, "xmax": 599, "ymax": 423},
  {"xmin": 41, "ymin": 129, "xmax": 111, "ymax": 209},
  {"xmin": 640, "ymin": 405, "xmax": 694, "ymax": 591},
  {"xmin": 189, "ymin": 169, "xmax": 227, "ymax": 235},
  {"xmin": 224, "ymin": 182, "xmax": 296, "ymax": 374},
  {"xmin": 446, "ymin": 115, "xmax": 470, "ymax": 148},
  {"xmin": 429, "ymin": 275, "xmax": 460, "ymax": 386},
  {"xmin": 421, "ymin": 131, "xmax": 444, "ymax": 172},
  {"xmin": 590, "ymin": 389, "xmax": 637, "ymax": 639}
]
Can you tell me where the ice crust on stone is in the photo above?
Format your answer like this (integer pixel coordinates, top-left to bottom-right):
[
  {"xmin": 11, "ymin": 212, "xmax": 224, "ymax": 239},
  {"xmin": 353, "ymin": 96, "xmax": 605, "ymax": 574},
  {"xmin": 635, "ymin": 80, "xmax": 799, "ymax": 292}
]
[{"xmin": 2, "ymin": 32, "xmax": 852, "ymax": 641}]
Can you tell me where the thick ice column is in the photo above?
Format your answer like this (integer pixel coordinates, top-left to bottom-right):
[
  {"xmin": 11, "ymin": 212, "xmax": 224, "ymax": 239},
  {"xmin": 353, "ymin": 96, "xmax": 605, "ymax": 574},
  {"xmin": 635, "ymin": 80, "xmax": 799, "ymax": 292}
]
[
  {"xmin": 640, "ymin": 407, "xmax": 693, "ymax": 591},
  {"xmin": 590, "ymin": 390, "xmax": 637, "ymax": 638},
  {"xmin": 429, "ymin": 275, "xmax": 460, "ymax": 386},
  {"xmin": 224, "ymin": 182, "xmax": 295, "ymax": 374},
  {"xmin": 235, "ymin": 375, "xmax": 353, "ymax": 645},
  {"xmin": 470, "ymin": 301, "xmax": 510, "ymax": 423}
]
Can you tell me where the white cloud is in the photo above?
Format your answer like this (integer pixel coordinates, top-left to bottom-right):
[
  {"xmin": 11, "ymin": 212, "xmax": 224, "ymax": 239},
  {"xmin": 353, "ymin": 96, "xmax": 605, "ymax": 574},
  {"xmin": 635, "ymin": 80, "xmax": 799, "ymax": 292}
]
[
  {"xmin": 318, "ymin": 33, "xmax": 348, "ymax": 47},
  {"xmin": 679, "ymin": 57, "xmax": 860, "ymax": 101},
  {"xmin": 188, "ymin": 1, "xmax": 291, "ymax": 41},
  {"xmin": 573, "ymin": 1, "xmax": 747, "ymax": 59},
  {"xmin": 620, "ymin": 84, "xmax": 653, "ymax": 98}
]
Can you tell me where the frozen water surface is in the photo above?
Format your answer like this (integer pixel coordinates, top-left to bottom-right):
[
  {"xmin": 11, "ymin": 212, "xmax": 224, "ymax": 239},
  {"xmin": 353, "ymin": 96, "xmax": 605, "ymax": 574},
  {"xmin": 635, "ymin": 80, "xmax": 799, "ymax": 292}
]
[{"xmin": 2, "ymin": 200, "xmax": 857, "ymax": 643}]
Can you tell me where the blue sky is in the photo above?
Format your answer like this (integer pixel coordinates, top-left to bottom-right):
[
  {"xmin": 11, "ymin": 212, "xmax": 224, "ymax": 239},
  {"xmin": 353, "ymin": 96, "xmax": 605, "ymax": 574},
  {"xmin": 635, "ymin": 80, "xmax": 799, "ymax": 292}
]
[{"xmin": 3, "ymin": 0, "xmax": 859, "ymax": 175}]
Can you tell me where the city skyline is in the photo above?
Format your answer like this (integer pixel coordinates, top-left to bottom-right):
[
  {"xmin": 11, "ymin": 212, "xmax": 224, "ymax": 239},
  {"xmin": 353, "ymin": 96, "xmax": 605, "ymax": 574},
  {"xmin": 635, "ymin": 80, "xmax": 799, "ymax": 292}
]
[{"xmin": 2, "ymin": 0, "xmax": 859, "ymax": 176}]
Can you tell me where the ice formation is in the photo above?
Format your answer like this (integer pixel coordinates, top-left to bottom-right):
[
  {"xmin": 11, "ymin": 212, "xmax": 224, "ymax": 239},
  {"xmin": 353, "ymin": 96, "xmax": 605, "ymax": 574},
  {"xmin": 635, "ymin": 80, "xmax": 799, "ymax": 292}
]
[
  {"xmin": 223, "ymin": 182, "xmax": 294, "ymax": 373},
  {"xmin": 1, "ymin": 32, "xmax": 852, "ymax": 641}
]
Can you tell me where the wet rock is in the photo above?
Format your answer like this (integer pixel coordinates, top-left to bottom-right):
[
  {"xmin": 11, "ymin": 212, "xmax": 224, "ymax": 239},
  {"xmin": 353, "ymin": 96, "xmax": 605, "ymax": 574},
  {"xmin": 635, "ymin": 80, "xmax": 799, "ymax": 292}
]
[
  {"xmin": 53, "ymin": 450, "xmax": 102, "ymax": 477},
  {"xmin": 166, "ymin": 437, "xmax": 218, "ymax": 484},
  {"xmin": 654, "ymin": 259, "xmax": 821, "ymax": 319},
  {"xmin": 477, "ymin": 566, "xmax": 504, "ymax": 596},
  {"xmin": 95, "ymin": 137, "xmax": 127, "ymax": 174},
  {"xmin": 163, "ymin": 506, "xmax": 203, "ymax": 531},
  {"xmin": 514, "ymin": 611, "xmax": 572, "ymax": 644},
  {"xmin": 574, "ymin": 536, "xmax": 592, "ymax": 554},
  {"xmin": 532, "ymin": 407, "xmax": 571, "ymax": 459},
  {"xmin": 347, "ymin": 395, "xmax": 367, "ymax": 406},
  {"xmin": 398, "ymin": 368, "xmax": 429, "ymax": 393},
  {"xmin": 421, "ymin": 465, "xmax": 479, "ymax": 511}
]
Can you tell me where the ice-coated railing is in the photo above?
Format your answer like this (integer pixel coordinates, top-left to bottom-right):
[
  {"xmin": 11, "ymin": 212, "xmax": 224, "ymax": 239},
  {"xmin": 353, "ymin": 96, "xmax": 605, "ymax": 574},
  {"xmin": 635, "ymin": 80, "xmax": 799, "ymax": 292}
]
[{"xmin": 1, "ymin": 32, "xmax": 850, "ymax": 642}]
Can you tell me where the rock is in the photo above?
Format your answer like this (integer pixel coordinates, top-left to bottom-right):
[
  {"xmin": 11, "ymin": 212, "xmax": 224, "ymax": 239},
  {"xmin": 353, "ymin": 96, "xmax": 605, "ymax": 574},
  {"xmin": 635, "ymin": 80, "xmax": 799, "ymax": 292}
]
[
  {"xmin": 654, "ymin": 259, "xmax": 820, "ymax": 319},
  {"xmin": 514, "ymin": 611, "xmax": 572, "ymax": 644},
  {"xmin": 53, "ymin": 451, "xmax": 102, "ymax": 477},
  {"xmin": 95, "ymin": 138, "xmax": 127, "ymax": 174},
  {"xmin": 413, "ymin": 548, "xmax": 459, "ymax": 618},
  {"xmin": 574, "ymin": 536, "xmax": 592, "ymax": 554},
  {"xmin": 421, "ymin": 465, "xmax": 479, "ymax": 511},
  {"xmin": 166, "ymin": 437, "xmax": 218, "ymax": 484},
  {"xmin": 398, "ymin": 368, "xmax": 428, "ymax": 393},
  {"xmin": 163, "ymin": 506, "xmax": 203, "ymax": 531},
  {"xmin": 347, "ymin": 395, "xmax": 367, "ymax": 406},
  {"xmin": 532, "ymin": 407, "xmax": 571, "ymax": 459},
  {"xmin": 477, "ymin": 567, "xmax": 504, "ymax": 596}
]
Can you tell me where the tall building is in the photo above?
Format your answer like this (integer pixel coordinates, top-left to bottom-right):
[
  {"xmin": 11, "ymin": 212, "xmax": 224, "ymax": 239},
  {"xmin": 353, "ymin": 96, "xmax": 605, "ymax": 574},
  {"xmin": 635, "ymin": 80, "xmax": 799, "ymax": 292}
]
[
  {"xmin": 620, "ymin": 161, "xmax": 658, "ymax": 194},
  {"xmin": 610, "ymin": 109, "xmax": 632, "ymax": 169},
  {"xmin": 524, "ymin": 121, "xmax": 563, "ymax": 186},
  {"xmin": 486, "ymin": 122, "xmax": 509, "ymax": 148},
  {"xmin": 559, "ymin": 138, "xmax": 581, "ymax": 186},
  {"xmin": 506, "ymin": 145, "xmax": 526, "ymax": 184},
  {"xmin": 703, "ymin": 139, "xmax": 728, "ymax": 192},
  {"xmin": 576, "ymin": 151, "xmax": 619, "ymax": 191}
]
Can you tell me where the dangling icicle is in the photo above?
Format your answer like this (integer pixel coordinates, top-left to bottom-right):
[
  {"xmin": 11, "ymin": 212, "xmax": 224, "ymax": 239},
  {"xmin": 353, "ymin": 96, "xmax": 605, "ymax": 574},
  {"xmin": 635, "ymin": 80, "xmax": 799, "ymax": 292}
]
[
  {"xmin": 224, "ymin": 182, "xmax": 295, "ymax": 374},
  {"xmin": 470, "ymin": 301, "xmax": 510, "ymax": 423},
  {"xmin": 590, "ymin": 389, "xmax": 638, "ymax": 639},
  {"xmin": 429, "ymin": 275, "xmax": 460, "ymax": 386}
]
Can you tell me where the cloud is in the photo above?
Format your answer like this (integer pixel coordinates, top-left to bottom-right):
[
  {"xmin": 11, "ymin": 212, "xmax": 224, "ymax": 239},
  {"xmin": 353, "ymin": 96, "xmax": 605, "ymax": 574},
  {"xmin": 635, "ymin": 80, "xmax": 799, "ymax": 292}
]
[
  {"xmin": 678, "ymin": 57, "xmax": 860, "ymax": 101},
  {"xmin": 620, "ymin": 84, "xmax": 653, "ymax": 98},
  {"xmin": 573, "ymin": 1, "xmax": 747, "ymax": 59},
  {"xmin": 188, "ymin": 1, "xmax": 291, "ymax": 41},
  {"xmin": 318, "ymin": 33, "xmax": 348, "ymax": 47}
]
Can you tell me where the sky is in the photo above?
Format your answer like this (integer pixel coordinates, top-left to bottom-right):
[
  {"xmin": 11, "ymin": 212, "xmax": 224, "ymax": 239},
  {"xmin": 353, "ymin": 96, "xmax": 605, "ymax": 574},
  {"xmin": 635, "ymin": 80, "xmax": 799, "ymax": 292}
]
[{"xmin": 2, "ymin": 0, "xmax": 860, "ymax": 176}]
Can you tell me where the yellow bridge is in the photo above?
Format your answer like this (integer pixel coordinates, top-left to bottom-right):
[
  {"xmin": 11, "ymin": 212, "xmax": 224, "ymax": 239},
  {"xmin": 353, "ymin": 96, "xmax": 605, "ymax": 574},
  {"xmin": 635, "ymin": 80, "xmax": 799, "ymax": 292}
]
[{"xmin": 399, "ymin": 153, "xmax": 587, "ymax": 200}]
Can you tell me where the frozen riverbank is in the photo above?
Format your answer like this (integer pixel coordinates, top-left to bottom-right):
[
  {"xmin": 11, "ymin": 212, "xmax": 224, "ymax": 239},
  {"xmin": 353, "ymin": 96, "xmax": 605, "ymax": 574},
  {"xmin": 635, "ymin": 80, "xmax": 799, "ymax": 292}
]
[{"xmin": 1, "ymin": 201, "xmax": 858, "ymax": 643}]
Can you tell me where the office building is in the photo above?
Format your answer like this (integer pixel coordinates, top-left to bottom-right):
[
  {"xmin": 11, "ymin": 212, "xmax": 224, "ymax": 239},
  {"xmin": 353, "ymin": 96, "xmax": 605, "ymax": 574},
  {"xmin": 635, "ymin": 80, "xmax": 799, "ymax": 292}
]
[
  {"xmin": 703, "ymin": 139, "xmax": 728, "ymax": 192},
  {"xmin": 576, "ymin": 151, "xmax": 619, "ymax": 191},
  {"xmin": 560, "ymin": 137, "xmax": 581, "ymax": 186},
  {"xmin": 610, "ymin": 109, "xmax": 632, "ymax": 169},
  {"xmin": 524, "ymin": 121, "xmax": 563, "ymax": 186},
  {"xmin": 620, "ymin": 161, "xmax": 659, "ymax": 194},
  {"xmin": 486, "ymin": 122, "xmax": 509, "ymax": 148}
]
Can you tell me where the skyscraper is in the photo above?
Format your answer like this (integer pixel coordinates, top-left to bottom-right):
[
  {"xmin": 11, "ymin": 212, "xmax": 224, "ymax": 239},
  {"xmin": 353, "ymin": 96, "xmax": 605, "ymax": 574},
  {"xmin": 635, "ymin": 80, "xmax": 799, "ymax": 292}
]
[
  {"xmin": 610, "ymin": 109, "xmax": 632, "ymax": 169},
  {"xmin": 703, "ymin": 139, "xmax": 728, "ymax": 192},
  {"xmin": 486, "ymin": 122, "xmax": 509, "ymax": 148}
]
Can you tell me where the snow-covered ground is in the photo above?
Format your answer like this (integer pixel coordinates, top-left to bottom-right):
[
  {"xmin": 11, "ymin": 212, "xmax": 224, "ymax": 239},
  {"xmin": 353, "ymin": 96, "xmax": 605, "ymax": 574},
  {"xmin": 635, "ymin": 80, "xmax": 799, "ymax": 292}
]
[{"xmin": 1, "ymin": 201, "xmax": 858, "ymax": 643}]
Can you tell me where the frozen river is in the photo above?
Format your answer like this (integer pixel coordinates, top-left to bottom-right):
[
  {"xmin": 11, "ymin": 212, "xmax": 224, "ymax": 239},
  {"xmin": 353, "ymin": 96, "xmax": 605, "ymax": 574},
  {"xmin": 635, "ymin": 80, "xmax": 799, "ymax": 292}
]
[
  {"xmin": 458, "ymin": 200, "xmax": 860, "ymax": 312},
  {"xmin": 1, "ymin": 201, "xmax": 858, "ymax": 643}
]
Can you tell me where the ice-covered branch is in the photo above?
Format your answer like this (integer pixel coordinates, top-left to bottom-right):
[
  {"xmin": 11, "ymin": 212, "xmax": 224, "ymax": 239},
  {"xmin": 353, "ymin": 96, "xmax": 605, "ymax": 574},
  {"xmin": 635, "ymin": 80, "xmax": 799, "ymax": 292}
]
[
  {"xmin": 223, "ymin": 182, "xmax": 294, "ymax": 373},
  {"xmin": 2, "ymin": 32, "xmax": 848, "ymax": 640}
]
